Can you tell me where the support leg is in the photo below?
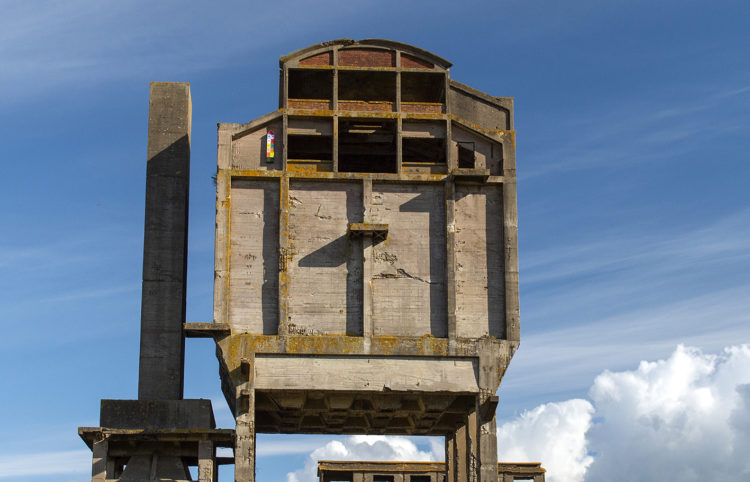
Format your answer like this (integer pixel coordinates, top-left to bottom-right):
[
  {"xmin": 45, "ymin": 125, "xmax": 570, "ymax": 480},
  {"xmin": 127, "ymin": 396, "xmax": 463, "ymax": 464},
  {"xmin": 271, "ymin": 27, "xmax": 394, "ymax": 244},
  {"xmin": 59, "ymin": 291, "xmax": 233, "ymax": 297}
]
[
  {"xmin": 198, "ymin": 440, "xmax": 215, "ymax": 482},
  {"xmin": 479, "ymin": 408, "xmax": 499, "ymax": 481},
  {"xmin": 235, "ymin": 390, "xmax": 256, "ymax": 481},
  {"xmin": 446, "ymin": 431, "xmax": 456, "ymax": 482},
  {"xmin": 92, "ymin": 438, "xmax": 108, "ymax": 482}
]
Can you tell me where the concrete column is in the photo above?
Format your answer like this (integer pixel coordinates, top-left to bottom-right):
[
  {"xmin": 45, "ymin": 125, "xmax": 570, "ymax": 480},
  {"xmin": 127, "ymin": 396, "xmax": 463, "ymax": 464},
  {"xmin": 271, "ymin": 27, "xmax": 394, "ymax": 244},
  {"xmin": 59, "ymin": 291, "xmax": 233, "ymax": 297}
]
[
  {"xmin": 478, "ymin": 409, "xmax": 499, "ymax": 482},
  {"xmin": 91, "ymin": 437, "xmax": 108, "ymax": 481},
  {"xmin": 455, "ymin": 422, "xmax": 468, "ymax": 482},
  {"xmin": 467, "ymin": 410, "xmax": 479, "ymax": 482},
  {"xmin": 198, "ymin": 440, "xmax": 215, "ymax": 482},
  {"xmin": 138, "ymin": 82, "xmax": 191, "ymax": 400},
  {"xmin": 446, "ymin": 431, "xmax": 456, "ymax": 482},
  {"xmin": 235, "ymin": 391, "xmax": 256, "ymax": 481},
  {"xmin": 534, "ymin": 475, "xmax": 545, "ymax": 482}
]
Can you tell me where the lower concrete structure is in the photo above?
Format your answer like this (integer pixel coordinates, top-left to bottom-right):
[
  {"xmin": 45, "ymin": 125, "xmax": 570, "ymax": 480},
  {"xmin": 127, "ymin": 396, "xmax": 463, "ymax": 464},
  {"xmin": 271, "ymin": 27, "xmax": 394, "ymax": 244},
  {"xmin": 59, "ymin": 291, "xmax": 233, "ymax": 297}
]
[{"xmin": 317, "ymin": 461, "xmax": 545, "ymax": 482}]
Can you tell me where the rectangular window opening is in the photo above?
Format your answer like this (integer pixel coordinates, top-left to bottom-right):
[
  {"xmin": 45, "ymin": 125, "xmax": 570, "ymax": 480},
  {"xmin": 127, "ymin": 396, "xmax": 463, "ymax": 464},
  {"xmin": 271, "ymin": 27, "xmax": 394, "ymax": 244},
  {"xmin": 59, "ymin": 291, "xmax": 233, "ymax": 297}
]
[
  {"xmin": 457, "ymin": 141, "xmax": 476, "ymax": 168},
  {"xmin": 403, "ymin": 137, "xmax": 445, "ymax": 164},
  {"xmin": 339, "ymin": 119, "xmax": 397, "ymax": 173},
  {"xmin": 327, "ymin": 472, "xmax": 353, "ymax": 482},
  {"xmin": 410, "ymin": 476, "xmax": 432, "ymax": 482},
  {"xmin": 373, "ymin": 476, "xmax": 395, "ymax": 482},
  {"xmin": 287, "ymin": 135, "xmax": 333, "ymax": 161},
  {"xmin": 288, "ymin": 69, "xmax": 333, "ymax": 101},
  {"xmin": 339, "ymin": 71, "xmax": 396, "ymax": 103},
  {"xmin": 401, "ymin": 72, "xmax": 445, "ymax": 103}
]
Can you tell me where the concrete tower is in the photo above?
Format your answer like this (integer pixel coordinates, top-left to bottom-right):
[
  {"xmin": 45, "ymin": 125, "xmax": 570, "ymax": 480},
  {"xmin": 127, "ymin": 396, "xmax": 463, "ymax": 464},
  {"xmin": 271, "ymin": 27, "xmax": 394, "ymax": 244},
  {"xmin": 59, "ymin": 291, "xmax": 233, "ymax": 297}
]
[{"xmin": 80, "ymin": 39, "xmax": 519, "ymax": 482}]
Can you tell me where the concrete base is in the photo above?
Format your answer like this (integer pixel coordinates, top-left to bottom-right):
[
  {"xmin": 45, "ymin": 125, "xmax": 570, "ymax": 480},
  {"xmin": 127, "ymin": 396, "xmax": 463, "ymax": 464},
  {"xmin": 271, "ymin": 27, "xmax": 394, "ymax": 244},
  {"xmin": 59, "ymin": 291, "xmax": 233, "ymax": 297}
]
[{"xmin": 80, "ymin": 399, "xmax": 225, "ymax": 481}]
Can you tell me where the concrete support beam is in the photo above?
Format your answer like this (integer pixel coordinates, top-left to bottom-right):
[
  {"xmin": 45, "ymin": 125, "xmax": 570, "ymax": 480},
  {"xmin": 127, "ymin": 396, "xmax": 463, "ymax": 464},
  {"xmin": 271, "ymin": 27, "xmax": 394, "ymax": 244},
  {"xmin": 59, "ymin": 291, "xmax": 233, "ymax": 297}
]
[
  {"xmin": 91, "ymin": 437, "xmax": 108, "ymax": 481},
  {"xmin": 446, "ymin": 432, "xmax": 456, "ymax": 482},
  {"xmin": 138, "ymin": 82, "xmax": 191, "ymax": 400},
  {"xmin": 235, "ymin": 401, "xmax": 256, "ymax": 481},
  {"xmin": 479, "ymin": 410, "xmax": 499, "ymax": 482},
  {"xmin": 198, "ymin": 439, "xmax": 216, "ymax": 482}
]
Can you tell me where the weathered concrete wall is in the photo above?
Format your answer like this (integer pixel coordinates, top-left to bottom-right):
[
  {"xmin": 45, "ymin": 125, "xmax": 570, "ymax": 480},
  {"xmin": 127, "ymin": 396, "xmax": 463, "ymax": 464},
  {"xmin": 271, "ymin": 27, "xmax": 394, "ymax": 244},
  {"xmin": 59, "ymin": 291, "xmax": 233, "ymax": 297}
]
[
  {"xmin": 370, "ymin": 183, "xmax": 447, "ymax": 337},
  {"xmin": 451, "ymin": 124, "xmax": 503, "ymax": 175},
  {"xmin": 288, "ymin": 181, "xmax": 364, "ymax": 335},
  {"xmin": 454, "ymin": 184, "xmax": 505, "ymax": 338},
  {"xmin": 232, "ymin": 119, "xmax": 283, "ymax": 170},
  {"xmin": 229, "ymin": 179, "xmax": 279, "ymax": 334},
  {"xmin": 448, "ymin": 81, "xmax": 511, "ymax": 131},
  {"xmin": 254, "ymin": 355, "xmax": 478, "ymax": 392}
]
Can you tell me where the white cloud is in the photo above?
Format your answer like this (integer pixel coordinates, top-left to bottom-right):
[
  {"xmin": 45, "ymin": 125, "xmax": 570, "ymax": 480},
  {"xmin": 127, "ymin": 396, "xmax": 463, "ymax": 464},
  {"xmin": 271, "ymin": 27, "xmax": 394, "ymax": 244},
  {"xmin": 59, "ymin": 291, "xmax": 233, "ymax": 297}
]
[
  {"xmin": 286, "ymin": 435, "xmax": 436, "ymax": 482},
  {"xmin": 585, "ymin": 344, "xmax": 750, "ymax": 481},
  {"xmin": 498, "ymin": 399, "xmax": 594, "ymax": 482},
  {"xmin": 498, "ymin": 344, "xmax": 750, "ymax": 482}
]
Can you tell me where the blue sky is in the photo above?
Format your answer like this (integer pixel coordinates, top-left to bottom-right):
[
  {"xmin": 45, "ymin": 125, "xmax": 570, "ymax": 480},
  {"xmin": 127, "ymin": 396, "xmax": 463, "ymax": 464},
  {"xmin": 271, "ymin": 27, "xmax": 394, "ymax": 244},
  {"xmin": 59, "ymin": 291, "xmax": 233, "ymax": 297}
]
[{"xmin": 1, "ymin": 0, "xmax": 748, "ymax": 480}]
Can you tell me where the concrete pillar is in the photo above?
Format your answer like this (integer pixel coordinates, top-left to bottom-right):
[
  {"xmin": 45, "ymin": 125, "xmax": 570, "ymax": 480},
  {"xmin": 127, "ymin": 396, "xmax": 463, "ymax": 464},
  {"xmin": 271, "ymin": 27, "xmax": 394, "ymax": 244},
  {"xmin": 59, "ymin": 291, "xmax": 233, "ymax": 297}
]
[
  {"xmin": 534, "ymin": 475, "xmax": 545, "ymax": 482},
  {"xmin": 138, "ymin": 82, "xmax": 192, "ymax": 400},
  {"xmin": 446, "ymin": 431, "xmax": 456, "ymax": 482},
  {"xmin": 235, "ymin": 389, "xmax": 256, "ymax": 481},
  {"xmin": 91, "ymin": 438, "xmax": 108, "ymax": 481},
  {"xmin": 455, "ymin": 421, "xmax": 468, "ymax": 482},
  {"xmin": 198, "ymin": 440, "xmax": 215, "ymax": 482},
  {"xmin": 478, "ymin": 410, "xmax": 498, "ymax": 482}
]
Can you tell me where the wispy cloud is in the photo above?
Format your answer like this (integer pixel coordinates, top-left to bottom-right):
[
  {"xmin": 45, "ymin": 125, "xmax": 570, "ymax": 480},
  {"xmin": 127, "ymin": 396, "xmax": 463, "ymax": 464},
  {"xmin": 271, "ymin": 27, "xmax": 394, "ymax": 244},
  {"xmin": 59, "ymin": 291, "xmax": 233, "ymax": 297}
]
[
  {"xmin": 520, "ymin": 84, "xmax": 750, "ymax": 179},
  {"xmin": 0, "ymin": 0, "xmax": 371, "ymax": 103},
  {"xmin": 0, "ymin": 449, "xmax": 90, "ymax": 478}
]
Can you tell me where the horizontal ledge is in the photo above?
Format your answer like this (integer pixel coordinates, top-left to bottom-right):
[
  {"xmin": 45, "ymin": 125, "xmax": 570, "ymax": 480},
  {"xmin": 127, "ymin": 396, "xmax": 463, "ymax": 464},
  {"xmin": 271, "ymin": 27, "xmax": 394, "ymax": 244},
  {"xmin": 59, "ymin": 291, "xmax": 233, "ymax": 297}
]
[
  {"xmin": 451, "ymin": 168, "xmax": 490, "ymax": 181},
  {"xmin": 78, "ymin": 427, "xmax": 235, "ymax": 449},
  {"xmin": 184, "ymin": 323, "xmax": 231, "ymax": 338},
  {"xmin": 348, "ymin": 223, "xmax": 389, "ymax": 240}
]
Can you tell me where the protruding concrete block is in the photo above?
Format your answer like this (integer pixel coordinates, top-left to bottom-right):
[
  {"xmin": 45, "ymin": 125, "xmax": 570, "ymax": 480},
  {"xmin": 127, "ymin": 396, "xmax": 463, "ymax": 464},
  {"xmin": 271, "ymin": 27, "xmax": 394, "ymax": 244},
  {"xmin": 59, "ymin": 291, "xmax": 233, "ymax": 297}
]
[{"xmin": 100, "ymin": 399, "xmax": 215, "ymax": 429}]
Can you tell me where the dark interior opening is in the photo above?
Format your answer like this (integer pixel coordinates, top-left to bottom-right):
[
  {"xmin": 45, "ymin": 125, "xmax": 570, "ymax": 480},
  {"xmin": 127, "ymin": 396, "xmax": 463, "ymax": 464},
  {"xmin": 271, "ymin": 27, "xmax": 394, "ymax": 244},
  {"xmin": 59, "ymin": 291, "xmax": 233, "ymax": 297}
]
[
  {"xmin": 410, "ymin": 477, "xmax": 432, "ymax": 482},
  {"xmin": 403, "ymin": 138, "xmax": 445, "ymax": 163},
  {"xmin": 327, "ymin": 472, "xmax": 353, "ymax": 482},
  {"xmin": 373, "ymin": 477, "xmax": 395, "ymax": 482},
  {"xmin": 288, "ymin": 69, "xmax": 332, "ymax": 100},
  {"xmin": 287, "ymin": 135, "xmax": 333, "ymax": 160},
  {"xmin": 339, "ymin": 119, "xmax": 397, "ymax": 173},
  {"xmin": 339, "ymin": 71, "xmax": 396, "ymax": 102},
  {"xmin": 457, "ymin": 142, "xmax": 476, "ymax": 168},
  {"xmin": 401, "ymin": 72, "xmax": 445, "ymax": 103}
]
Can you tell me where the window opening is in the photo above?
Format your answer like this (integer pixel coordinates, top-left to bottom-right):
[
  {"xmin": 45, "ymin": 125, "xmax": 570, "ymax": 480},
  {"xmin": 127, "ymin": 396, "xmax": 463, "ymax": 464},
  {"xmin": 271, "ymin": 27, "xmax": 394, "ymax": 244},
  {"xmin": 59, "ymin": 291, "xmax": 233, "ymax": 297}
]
[
  {"xmin": 401, "ymin": 72, "xmax": 445, "ymax": 103},
  {"xmin": 339, "ymin": 119, "xmax": 397, "ymax": 173},
  {"xmin": 287, "ymin": 135, "xmax": 332, "ymax": 161},
  {"xmin": 403, "ymin": 138, "xmax": 445, "ymax": 164},
  {"xmin": 410, "ymin": 476, "xmax": 432, "ymax": 482},
  {"xmin": 374, "ymin": 476, "xmax": 395, "ymax": 482},
  {"xmin": 327, "ymin": 472, "xmax": 353, "ymax": 482},
  {"xmin": 339, "ymin": 71, "xmax": 396, "ymax": 103},
  {"xmin": 288, "ymin": 69, "xmax": 332, "ymax": 101},
  {"xmin": 457, "ymin": 141, "xmax": 476, "ymax": 168}
]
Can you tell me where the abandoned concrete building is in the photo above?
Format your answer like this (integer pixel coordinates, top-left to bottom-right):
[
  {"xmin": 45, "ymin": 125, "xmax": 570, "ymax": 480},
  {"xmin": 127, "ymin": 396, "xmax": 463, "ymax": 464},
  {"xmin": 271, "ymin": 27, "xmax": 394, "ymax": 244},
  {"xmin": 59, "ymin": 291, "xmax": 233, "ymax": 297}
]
[
  {"xmin": 79, "ymin": 39, "xmax": 525, "ymax": 481},
  {"xmin": 317, "ymin": 461, "xmax": 545, "ymax": 482}
]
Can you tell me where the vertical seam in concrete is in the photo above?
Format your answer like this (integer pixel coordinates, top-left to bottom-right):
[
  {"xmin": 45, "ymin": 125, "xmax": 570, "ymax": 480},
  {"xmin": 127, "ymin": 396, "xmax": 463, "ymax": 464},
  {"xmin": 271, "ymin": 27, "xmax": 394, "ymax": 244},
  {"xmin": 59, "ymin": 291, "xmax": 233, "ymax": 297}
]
[
  {"xmin": 278, "ymin": 174, "xmax": 290, "ymax": 347},
  {"xmin": 503, "ymin": 132, "xmax": 519, "ymax": 342},
  {"xmin": 362, "ymin": 178, "xmax": 373, "ymax": 353},
  {"xmin": 446, "ymin": 180, "xmax": 457, "ymax": 354}
]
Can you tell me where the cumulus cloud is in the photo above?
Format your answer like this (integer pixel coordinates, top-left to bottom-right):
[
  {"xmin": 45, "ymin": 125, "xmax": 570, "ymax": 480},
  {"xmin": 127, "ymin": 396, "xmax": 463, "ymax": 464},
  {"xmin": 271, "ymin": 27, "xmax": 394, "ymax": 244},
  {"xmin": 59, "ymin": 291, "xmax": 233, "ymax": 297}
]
[
  {"xmin": 284, "ymin": 345, "xmax": 750, "ymax": 482},
  {"xmin": 585, "ymin": 344, "xmax": 750, "ymax": 481},
  {"xmin": 498, "ymin": 344, "xmax": 750, "ymax": 482},
  {"xmin": 498, "ymin": 399, "xmax": 594, "ymax": 481},
  {"xmin": 286, "ymin": 435, "xmax": 436, "ymax": 482}
]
